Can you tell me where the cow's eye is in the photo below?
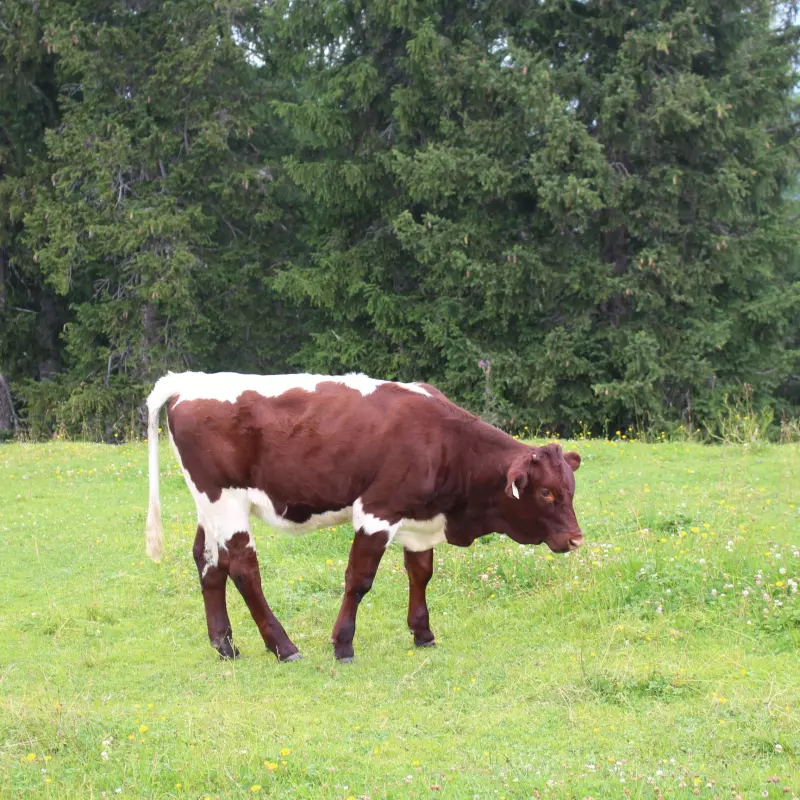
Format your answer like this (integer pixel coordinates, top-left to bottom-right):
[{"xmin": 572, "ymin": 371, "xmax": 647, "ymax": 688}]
[{"xmin": 541, "ymin": 489, "xmax": 554, "ymax": 501}]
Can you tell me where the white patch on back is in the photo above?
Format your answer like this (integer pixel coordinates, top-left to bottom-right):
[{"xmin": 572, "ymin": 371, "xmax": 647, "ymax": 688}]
[{"xmin": 156, "ymin": 370, "xmax": 431, "ymax": 408}]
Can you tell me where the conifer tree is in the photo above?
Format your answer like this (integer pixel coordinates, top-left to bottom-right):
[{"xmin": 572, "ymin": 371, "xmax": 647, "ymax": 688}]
[
  {"xmin": 12, "ymin": 0, "xmax": 302, "ymax": 436},
  {"xmin": 0, "ymin": 0, "xmax": 63, "ymax": 384},
  {"xmin": 1, "ymin": 0, "xmax": 797, "ymax": 437},
  {"xmin": 272, "ymin": 0, "xmax": 800, "ymax": 432}
]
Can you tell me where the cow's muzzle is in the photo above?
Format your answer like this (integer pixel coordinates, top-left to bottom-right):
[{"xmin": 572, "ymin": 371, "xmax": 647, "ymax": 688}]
[{"xmin": 567, "ymin": 534, "xmax": 584, "ymax": 550}]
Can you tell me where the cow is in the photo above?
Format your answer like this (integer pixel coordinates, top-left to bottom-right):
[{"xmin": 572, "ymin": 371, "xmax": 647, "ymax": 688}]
[{"xmin": 145, "ymin": 371, "xmax": 583, "ymax": 663}]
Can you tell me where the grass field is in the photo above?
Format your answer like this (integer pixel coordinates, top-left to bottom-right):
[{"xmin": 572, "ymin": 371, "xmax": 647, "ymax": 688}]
[{"xmin": 1, "ymin": 439, "xmax": 799, "ymax": 799}]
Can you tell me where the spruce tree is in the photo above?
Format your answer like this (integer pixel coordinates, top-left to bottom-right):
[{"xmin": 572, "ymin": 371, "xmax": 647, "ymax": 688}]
[
  {"xmin": 2, "ymin": 0, "xmax": 797, "ymax": 437},
  {"xmin": 0, "ymin": 0, "xmax": 64, "ymax": 385},
  {"xmin": 272, "ymin": 0, "xmax": 800, "ymax": 433},
  {"xmin": 14, "ymin": 0, "xmax": 302, "ymax": 437}
]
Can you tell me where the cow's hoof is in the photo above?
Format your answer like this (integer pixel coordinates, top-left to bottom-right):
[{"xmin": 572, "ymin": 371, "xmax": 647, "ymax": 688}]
[
  {"xmin": 412, "ymin": 631, "xmax": 436, "ymax": 648},
  {"xmin": 215, "ymin": 640, "xmax": 241, "ymax": 660},
  {"xmin": 333, "ymin": 641, "xmax": 355, "ymax": 662},
  {"xmin": 280, "ymin": 651, "xmax": 303, "ymax": 663}
]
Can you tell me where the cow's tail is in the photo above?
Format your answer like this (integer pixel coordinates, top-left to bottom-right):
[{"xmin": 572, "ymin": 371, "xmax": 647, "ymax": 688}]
[{"xmin": 145, "ymin": 372, "xmax": 180, "ymax": 562}]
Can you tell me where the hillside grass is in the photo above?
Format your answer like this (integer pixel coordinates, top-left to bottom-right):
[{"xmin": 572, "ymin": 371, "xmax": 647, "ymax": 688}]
[{"xmin": 1, "ymin": 439, "xmax": 799, "ymax": 799}]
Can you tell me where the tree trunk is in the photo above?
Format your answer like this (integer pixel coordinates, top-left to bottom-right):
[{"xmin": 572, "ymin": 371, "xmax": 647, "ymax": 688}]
[
  {"xmin": 0, "ymin": 375, "xmax": 16, "ymax": 437},
  {"xmin": 0, "ymin": 245, "xmax": 7, "ymax": 314}
]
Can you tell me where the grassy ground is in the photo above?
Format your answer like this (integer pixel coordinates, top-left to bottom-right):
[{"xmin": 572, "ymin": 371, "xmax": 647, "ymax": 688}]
[{"xmin": 0, "ymin": 439, "xmax": 798, "ymax": 799}]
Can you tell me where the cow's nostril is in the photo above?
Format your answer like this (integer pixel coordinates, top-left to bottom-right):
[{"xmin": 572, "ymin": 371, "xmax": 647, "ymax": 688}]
[{"xmin": 568, "ymin": 537, "xmax": 583, "ymax": 550}]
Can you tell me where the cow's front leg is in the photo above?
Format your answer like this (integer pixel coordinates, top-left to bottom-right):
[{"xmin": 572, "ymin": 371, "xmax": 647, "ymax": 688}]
[
  {"xmin": 331, "ymin": 530, "xmax": 389, "ymax": 662},
  {"xmin": 226, "ymin": 533, "xmax": 301, "ymax": 662},
  {"xmin": 404, "ymin": 548, "xmax": 436, "ymax": 647},
  {"xmin": 192, "ymin": 525, "xmax": 239, "ymax": 660}
]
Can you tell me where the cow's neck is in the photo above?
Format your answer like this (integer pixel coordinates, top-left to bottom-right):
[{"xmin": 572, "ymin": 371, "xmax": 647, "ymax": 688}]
[{"xmin": 442, "ymin": 417, "xmax": 528, "ymax": 546}]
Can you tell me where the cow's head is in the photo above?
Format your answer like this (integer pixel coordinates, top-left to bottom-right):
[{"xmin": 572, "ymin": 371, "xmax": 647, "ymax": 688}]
[{"xmin": 499, "ymin": 443, "xmax": 583, "ymax": 553}]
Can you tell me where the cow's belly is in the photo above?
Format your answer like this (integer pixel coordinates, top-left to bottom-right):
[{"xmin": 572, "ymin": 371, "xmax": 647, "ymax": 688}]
[
  {"xmin": 247, "ymin": 489, "xmax": 353, "ymax": 534},
  {"xmin": 393, "ymin": 515, "xmax": 447, "ymax": 552},
  {"xmin": 351, "ymin": 499, "xmax": 446, "ymax": 551},
  {"xmin": 249, "ymin": 491, "xmax": 446, "ymax": 551},
  {"xmin": 250, "ymin": 490, "xmax": 447, "ymax": 551}
]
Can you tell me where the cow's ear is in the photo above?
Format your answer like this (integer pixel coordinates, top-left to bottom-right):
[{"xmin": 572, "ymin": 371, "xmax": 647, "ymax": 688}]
[
  {"xmin": 505, "ymin": 468, "xmax": 526, "ymax": 499},
  {"xmin": 505, "ymin": 450, "xmax": 539, "ymax": 499},
  {"xmin": 564, "ymin": 450, "xmax": 581, "ymax": 472}
]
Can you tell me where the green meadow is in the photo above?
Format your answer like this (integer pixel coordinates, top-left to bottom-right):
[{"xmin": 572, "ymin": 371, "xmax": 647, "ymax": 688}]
[{"xmin": 1, "ymin": 439, "xmax": 798, "ymax": 799}]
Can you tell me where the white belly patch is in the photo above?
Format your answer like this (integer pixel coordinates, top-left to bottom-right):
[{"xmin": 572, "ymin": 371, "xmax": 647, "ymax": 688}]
[
  {"xmin": 392, "ymin": 517, "xmax": 448, "ymax": 552},
  {"xmin": 353, "ymin": 498, "xmax": 446, "ymax": 551},
  {"xmin": 248, "ymin": 488, "xmax": 353, "ymax": 533}
]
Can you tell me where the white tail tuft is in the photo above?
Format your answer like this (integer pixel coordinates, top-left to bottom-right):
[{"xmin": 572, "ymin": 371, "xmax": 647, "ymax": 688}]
[{"xmin": 145, "ymin": 373, "xmax": 180, "ymax": 562}]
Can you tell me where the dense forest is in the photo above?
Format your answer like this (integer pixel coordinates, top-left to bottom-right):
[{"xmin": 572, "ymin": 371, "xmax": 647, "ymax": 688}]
[{"xmin": 1, "ymin": 0, "xmax": 798, "ymax": 440}]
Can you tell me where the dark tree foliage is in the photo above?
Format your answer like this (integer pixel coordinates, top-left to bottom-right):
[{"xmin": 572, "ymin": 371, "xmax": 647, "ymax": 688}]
[
  {"xmin": 0, "ymin": 0, "xmax": 64, "ymax": 384},
  {"xmin": 2, "ymin": 0, "xmax": 306, "ymax": 438},
  {"xmin": 0, "ymin": 0, "xmax": 798, "ymax": 438},
  {"xmin": 270, "ymin": 0, "xmax": 800, "ymax": 433}
]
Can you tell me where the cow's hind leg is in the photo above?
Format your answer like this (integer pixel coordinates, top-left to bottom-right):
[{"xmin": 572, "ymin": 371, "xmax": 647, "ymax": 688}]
[
  {"xmin": 193, "ymin": 525, "xmax": 239, "ymax": 660},
  {"xmin": 404, "ymin": 548, "xmax": 436, "ymax": 647},
  {"xmin": 226, "ymin": 533, "xmax": 301, "ymax": 662},
  {"xmin": 331, "ymin": 529, "xmax": 389, "ymax": 662}
]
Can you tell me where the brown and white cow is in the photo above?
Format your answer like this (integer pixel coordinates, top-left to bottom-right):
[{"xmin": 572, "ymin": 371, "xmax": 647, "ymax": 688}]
[{"xmin": 145, "ymin": 371, "xmax": 583, "ymax": 663}]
